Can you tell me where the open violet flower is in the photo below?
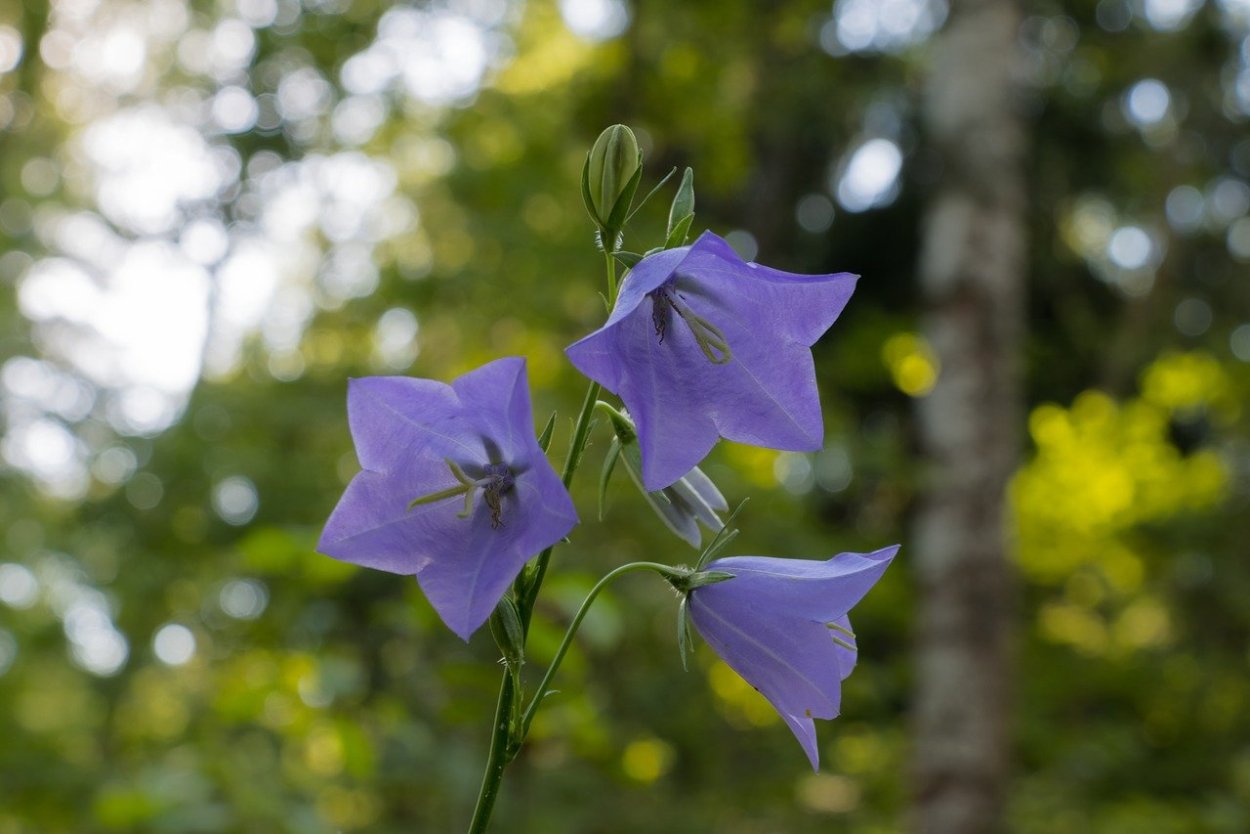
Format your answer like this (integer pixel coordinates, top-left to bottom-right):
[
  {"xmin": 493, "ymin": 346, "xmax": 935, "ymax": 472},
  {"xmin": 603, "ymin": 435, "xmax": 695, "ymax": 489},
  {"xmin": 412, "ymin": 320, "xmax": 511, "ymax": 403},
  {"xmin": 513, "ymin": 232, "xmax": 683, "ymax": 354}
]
[
  {"xmin": 686, "ymin": 545, "xmax": 898, "ymax": 769},
  {"xmin": 565, "ymin": 231, "xmax": 857, "ymax": 491},
  {"xmin": 317, "ymin": 357, "xmax": 578, "ymax": 641}
]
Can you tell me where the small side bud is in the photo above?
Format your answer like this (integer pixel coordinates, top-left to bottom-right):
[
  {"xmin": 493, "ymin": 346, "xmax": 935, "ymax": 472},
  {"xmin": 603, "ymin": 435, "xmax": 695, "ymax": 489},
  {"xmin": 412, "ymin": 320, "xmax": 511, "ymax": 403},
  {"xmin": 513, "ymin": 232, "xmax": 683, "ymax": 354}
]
[
  {"xmin": 489, "ymin": 595, "xmax": 526, "ymax": 666},
  {"xmin": 583, "ymin": 124, "xmax": 643, "ymax": 234}
]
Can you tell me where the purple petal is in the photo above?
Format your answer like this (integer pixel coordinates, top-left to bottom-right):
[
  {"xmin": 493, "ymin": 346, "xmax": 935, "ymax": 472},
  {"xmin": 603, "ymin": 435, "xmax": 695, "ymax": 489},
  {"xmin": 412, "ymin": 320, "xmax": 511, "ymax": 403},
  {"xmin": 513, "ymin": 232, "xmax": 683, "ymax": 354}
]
[
  {"xmin": 416, "ymin": 466, "xmax": 575, "ymax": 640},
  {"xmin": 565, "ymin": 232, "xmax": 858, "ymax": 490},
  {"xmin": 688, "ymin": 545, "xmax": 898, "ymax": 769},
  {"xmin": 452, "ymin": 356, "xmax": 532, "ymax": 464},
  {"xmin": 347, "ymin": 376, "xmax": 480, "ymax": 473},
  {"xmin": 701, "ymin": 546, "xmax": 899, "ymax": 624},
  {"xmin": 318, "ymin": 357, "xmax": 577, "ymax": 640},
  {"xmin": 603, "ymin": 246, "xmax": 691, "ymax": 328},
  {"xmin": 690, "ymin": 599, "xmax": 840, "ymax": 769},
  {"xmin": 673, "ymin": 280, "xmax": 824, "ymax": 452},
  {"xmin": 680, "ymin": 232, "xmax": 858, "ymax": 347}
]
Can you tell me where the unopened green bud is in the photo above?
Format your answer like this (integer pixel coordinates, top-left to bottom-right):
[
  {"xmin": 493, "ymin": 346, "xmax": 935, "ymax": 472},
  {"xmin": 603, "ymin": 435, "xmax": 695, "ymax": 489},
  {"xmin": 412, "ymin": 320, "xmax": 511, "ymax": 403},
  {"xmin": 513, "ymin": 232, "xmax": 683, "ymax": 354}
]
[
  {"xmin": 583, "ymin": 124, "xmax": 643, "ymax": 231},
  {"xmin": 489, "ymin": 595, "xmax": 526, "ymax": 666}
]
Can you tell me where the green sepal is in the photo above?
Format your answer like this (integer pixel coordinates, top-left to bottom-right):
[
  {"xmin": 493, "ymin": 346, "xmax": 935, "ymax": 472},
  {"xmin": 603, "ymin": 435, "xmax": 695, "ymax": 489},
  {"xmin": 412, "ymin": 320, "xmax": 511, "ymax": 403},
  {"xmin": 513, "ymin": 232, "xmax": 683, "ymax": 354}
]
[
  {"xmin": 537, "ymin": 411, "xmax": 557, "ymax": 453},
  {"xmin": 626, "ymin": 166, "xmax": 678, "ymax": 224},
  {"xmin": 599, "ymin": 436, "xmax": 622, "ymax": 521},
  {"xmin": 695, "ymin": 498, "xmax": 749, "ymax": 570},
  {"xmin": 677, "ymin": 595, "xmax": 693, "ymax": 672},
  {"xmin": 666, "ymin": 167, "xmax": 695, "ymax": 241},
  {"xmin": 593, "ymin": 400, "xmax": 636, "ymax": 441},
  {"xmin": 664, "ymin": 566, "xmax": 735, "ymax": 596},
  {"xmin": 613, "ymin": 250, "xmax": 644, "ymax": 269},
  {"xmin": 684, "ymin": 569, "xmax": 734, "ymax": 589},
  {"xmin": 664, "ymin": 215, "xmax": 693, "ymax": 250},
  {"xmin": 580, "ymin": 151, "xmax": 597, "ymax": 224},
  {"xmin": 603, "ymin": 158, "xmax": 644, "ymax": 244},
  {"xmin": 489, "ymin": 595, "xmax": 526, "ymax": 666}
]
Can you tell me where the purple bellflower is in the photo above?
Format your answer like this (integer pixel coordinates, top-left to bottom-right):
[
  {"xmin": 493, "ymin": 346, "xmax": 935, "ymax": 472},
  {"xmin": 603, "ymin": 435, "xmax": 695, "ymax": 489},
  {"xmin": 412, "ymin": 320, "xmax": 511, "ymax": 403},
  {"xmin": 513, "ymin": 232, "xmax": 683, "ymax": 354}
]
[
  {"xmin": 317, "ymin": 357, "xmax": 578, "ymax": 641},
  {"xmin": 565, "ymin": 231, "xmax": 857, "ymax": 491},
  {"xmin": 687, "ymin": 545, "xmax": 898, "ymax": 769}
]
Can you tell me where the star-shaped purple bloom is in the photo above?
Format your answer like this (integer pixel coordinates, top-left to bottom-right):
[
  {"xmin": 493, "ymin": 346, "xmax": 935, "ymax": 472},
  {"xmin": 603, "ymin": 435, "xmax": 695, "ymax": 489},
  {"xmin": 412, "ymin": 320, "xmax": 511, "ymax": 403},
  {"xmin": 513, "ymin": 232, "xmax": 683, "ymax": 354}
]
[
  {"xmin": 565, "ymin": 231, "xmax": 857, "ymax": 491},
  {"xmin": 687, "ymin": 545, "xmax": 898, "ymax": 769},
  {"xmin": 317, "ymin": 357, "xmax": 578, "ymax": 641}
]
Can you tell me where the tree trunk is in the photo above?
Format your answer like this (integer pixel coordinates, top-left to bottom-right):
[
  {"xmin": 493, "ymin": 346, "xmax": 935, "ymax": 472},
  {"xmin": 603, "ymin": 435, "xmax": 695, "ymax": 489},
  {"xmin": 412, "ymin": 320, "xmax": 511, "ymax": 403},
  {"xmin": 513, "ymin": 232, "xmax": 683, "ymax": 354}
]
[{"xmin": 911, "ymin": 0, "xmax": 1027, "ymax": 831}]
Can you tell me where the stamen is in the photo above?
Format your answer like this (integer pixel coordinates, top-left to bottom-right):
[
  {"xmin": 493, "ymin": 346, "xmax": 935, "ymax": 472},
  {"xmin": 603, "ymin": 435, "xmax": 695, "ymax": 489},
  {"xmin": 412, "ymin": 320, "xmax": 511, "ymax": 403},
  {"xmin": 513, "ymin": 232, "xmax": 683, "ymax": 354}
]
[
  {"xmin": 409, "ymin": 459, "xmax": 515, "ymax": 529},
  {"xmin": 647, "ymin": 283, "xmax": 733, "ymax": 365}
]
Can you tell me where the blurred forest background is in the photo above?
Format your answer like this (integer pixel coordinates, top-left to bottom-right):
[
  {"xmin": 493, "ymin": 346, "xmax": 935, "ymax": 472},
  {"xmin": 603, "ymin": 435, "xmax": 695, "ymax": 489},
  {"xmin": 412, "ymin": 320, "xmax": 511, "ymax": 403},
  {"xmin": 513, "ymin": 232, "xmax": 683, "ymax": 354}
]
[{"xmin": 1, "ymin": 0, "xmax": 1249, "ymax": 831}]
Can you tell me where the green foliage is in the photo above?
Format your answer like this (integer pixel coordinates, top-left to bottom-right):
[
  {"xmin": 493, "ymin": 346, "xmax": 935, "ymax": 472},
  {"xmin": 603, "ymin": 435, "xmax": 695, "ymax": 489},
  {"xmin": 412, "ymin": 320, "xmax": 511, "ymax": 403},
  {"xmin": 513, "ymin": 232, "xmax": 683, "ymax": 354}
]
[{"xmin": 0, "ymin": 0, "xmax": 1248, "ymax": 831}]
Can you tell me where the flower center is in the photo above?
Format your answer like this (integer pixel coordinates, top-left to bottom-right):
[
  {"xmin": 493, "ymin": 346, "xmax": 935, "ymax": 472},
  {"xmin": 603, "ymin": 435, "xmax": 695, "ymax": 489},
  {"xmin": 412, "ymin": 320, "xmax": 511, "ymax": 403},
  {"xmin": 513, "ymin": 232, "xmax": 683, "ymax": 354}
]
[
  {"xmin": 478, "ymin": 463, "xmax": 515, "ymax": 529},
  {"xmin": 648, "ymin": 282, "xmax": 732, "ymax": 365},
  {"xmin": 407, "ymin": 458, "xmax": 516, "ymax": 529}
]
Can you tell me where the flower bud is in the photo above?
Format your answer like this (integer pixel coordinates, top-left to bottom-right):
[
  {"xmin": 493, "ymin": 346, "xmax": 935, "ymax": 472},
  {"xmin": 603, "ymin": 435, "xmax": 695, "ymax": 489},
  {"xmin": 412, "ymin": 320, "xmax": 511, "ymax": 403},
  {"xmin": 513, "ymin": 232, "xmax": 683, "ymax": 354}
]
[{"xmin": 584, "ymin": 124, "xmax": 642, "ymax": 230}]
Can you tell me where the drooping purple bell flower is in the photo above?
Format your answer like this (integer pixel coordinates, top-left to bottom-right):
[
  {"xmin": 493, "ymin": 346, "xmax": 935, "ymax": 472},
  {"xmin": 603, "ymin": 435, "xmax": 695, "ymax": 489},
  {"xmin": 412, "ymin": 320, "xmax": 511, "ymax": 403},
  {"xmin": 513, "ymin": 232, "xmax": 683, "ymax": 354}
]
[
  {"xmin": 565, "ymin": 231, "xmax": 857, "ymax": 491},
  {"xmin": 317, "ymin": 357, "xmax": 578, "ymax": 641},
  {"xmin": 687, "ymin": 545, "xmax": 898, "ymax": 769}
]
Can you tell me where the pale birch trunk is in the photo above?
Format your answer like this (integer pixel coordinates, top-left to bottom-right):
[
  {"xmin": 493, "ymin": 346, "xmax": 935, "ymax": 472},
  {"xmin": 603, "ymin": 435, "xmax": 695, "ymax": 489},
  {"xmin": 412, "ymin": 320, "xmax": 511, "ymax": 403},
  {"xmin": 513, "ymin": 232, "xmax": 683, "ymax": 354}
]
[{"xmin": 911, "ymin": 0, "xmax": 1028, "ymax": 830}]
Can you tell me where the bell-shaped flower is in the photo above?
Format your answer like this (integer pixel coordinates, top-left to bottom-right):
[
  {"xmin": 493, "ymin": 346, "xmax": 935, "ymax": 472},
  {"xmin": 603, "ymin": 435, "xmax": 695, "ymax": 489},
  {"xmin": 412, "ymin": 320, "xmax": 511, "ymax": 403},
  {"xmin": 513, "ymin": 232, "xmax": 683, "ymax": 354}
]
[
  {"xmin": 686, "ymin": 545, "xmax": 898, "ymax": 769},
  {"xmin": 565, "ymin": 231, "xmax": 857, "ymax": 491},
  {"xmin": 317, "ymin": 357, "xmax": 578, "ymax": 641}
]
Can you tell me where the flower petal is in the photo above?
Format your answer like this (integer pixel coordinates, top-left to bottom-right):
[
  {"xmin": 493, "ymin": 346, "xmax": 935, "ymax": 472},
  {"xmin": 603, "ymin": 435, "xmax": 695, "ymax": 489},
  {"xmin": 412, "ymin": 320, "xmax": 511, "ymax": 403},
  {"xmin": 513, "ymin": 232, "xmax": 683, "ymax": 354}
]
[
  {"xmin": 690, "ymin": 599, "xmax": 840, "ymax": 768},
  {"xmin": 452, "ymin": 356, "xmax": 532, "ymax": 464},
  {"xmin": 568, "ymin": 294, "xmax": 722, "ymax": 489},
  {"xmin": 680, "ymin": 231, "xmax": 858, "ymax": 347},
  {"xmin": 319, "ymin": 357, "xmax": 578, "ymax": 640},
  {"xmin": 688, "ymin": 546, "xmax": 897, "ymax": 768},
  {"xmin": 565, "ymin": 232, "xmax": 858, "ymax": 490},
  {"xmin": 347, "ymin": 376, "xmax": 479, "ymax": 473},
  {"xmin": 702, "ymin": 546, "xmax": 898, "ymax": 624}
]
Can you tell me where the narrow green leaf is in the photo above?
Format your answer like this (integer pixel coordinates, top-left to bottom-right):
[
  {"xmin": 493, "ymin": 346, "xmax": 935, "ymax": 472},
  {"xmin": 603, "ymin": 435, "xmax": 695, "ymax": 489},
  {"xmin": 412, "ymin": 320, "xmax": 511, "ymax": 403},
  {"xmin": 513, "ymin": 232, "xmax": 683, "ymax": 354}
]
[
  {"xmin": 677, "ymin": 596, "xmax": 693, "ymax": 672},
  {"xmin": 537, "ymin": 411, "xmax": 557, "ymax": 453},
  {"xmin": 667, "ymin": 167, "xmax": 695, "ymax": 235},
  {"xmin": 626, "ymin": 166, "xmax": 678, "ymax": 223},
  {"xmin": 599, "ymin": 437, "xmax": 622, "ymax": 521},
  {"xmin": 664, "ymin": 214, "xmax": 694, "ymax": 250}
]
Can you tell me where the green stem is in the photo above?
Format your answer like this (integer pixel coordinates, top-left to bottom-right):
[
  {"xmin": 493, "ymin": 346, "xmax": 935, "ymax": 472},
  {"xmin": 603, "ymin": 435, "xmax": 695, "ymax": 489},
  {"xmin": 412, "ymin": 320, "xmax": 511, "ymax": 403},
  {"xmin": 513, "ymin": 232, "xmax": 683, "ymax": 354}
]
[
  {"xmin": 604, "ymin": 249, "xmax": 618, "ymax": 307},
  {"xmin": 466, "ymin": 672, "xmax": 516, "ymax": 834},
  {"xmin": 518, "ymin": 561, "xmax": 679, "ymax": 740},
  {"xmin": 465, "ymin": 241, "xmax": 623, "ymax": 834},
  {"xmin": 517, "ymin": 378, "xmax": 601, "ymax": 629},
  {"xmin": 517, "ymin": 249, "xmax": 617, "ymax": 626}
]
